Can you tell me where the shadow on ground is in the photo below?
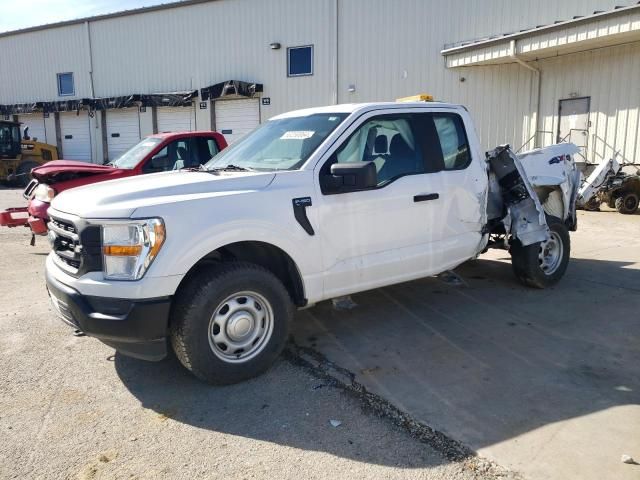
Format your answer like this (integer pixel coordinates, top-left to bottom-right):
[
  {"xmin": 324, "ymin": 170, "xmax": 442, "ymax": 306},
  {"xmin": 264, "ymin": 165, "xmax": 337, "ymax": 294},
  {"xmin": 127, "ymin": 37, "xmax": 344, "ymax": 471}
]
[
  {"xmin": 292, "ymin": 256, "xmax": 640, "ymax": 450},
  {"xmin": 114, "ymin": 353, "xmax": 454, "ymax": 469},
  {"xmin": 115, "ymin": 255, "xmax": 639, "ymax": 471}
]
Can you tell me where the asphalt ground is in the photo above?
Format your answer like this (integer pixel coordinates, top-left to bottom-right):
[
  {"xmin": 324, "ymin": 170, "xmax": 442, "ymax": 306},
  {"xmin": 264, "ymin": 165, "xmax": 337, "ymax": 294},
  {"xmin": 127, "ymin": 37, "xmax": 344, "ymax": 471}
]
[{"xmin": 0, "ymin": 186, "xmax": 512, "ymax": 480}]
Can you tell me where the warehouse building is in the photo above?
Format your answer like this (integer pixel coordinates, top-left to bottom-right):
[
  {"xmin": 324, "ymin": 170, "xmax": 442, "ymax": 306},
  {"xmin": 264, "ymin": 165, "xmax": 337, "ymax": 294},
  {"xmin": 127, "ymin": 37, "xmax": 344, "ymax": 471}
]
[{"xmin": 0, "ymin": 0, "xmax": 639, "ymax": 166}]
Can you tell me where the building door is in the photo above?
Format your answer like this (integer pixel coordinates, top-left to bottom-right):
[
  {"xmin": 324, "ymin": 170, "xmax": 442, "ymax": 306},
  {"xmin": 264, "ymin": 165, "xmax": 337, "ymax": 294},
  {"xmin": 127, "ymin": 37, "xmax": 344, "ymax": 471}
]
[
  {"xmin": 215, "ymin": 98, "xmax": 260, "ymax": 144},
  {"xmin": 59, "ymin": 111, "xmax": 91, "ymax": 162},
  {"xmin": 106, "ymin": 108, "xmax": 141, "ymax": 160},
  {"xmin": 18, "ymin": 114, "xmax": 47, "ymax": 143},
  {"xmin": 558, "ymin": 97, "xmax": 590, "ymax": 159},
  {"xmin": 157, "ymin": 106, "xmax": 196, "ymax": 133}
]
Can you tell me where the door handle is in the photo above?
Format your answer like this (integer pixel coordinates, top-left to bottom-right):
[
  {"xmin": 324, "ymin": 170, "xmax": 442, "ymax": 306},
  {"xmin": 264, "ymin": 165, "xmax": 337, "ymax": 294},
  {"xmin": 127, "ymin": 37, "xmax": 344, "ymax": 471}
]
[{"xmin": 414, "ymin": 193, "xmax": 439, "ymax": 202}]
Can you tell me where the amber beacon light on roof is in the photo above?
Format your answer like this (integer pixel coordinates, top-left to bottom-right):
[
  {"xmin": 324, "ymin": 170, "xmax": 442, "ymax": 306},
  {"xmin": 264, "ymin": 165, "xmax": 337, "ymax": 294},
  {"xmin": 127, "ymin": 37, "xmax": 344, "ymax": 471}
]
[{"xmin": 396, "ymin": 94, "xmax": 434, "ymax": 102}]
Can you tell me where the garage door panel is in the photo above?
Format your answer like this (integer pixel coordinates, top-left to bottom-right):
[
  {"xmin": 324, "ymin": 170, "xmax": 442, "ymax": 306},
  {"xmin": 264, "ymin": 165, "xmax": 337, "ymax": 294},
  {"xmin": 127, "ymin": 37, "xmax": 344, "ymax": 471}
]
[
  {"xmin": 60, "ymin": 112, "xmax": 91, "ymax": 162},
  {"xmin": 18, "ymin": 114, "xmax": 47, "ymax": 143},
  {"xmin": 106, "ymin": 108, "xmax": 141, "ymax": 160},
  {"xmin": 215, "ymin": 99, "xmax": 260, "ymax": 144},
  {"xmin": 157, "ymin": 106, "xmax": 196, "ymax": 133}
]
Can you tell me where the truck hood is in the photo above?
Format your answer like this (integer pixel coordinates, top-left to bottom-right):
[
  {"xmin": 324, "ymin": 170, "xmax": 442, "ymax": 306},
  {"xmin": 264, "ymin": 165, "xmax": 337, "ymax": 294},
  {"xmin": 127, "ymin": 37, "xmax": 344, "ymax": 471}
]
[
  {"xmin": 32, "ymin": 160, "xmax": 120, "ymax": 183},
  {"xmin": 51, "ymin": 170, "xmax": 276, "ymax": 218}
]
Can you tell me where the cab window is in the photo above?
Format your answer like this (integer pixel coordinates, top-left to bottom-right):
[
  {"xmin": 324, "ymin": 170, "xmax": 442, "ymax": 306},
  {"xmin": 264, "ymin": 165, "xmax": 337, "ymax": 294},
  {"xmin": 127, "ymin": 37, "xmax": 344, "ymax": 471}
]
[
  {"xmin": 432, "ymin": 114, "xmax": 471, "ymax": 170},
  {"xmin": 142, "ymin": 139, "xmax": 191, "ymax": 173},
  {"xmin": 194, "ymin": 137, "xmax": 220, "ymax": 163},
  {"xmin": 329, "ymin": 114, "xmax": 425, "ymax": 186}
]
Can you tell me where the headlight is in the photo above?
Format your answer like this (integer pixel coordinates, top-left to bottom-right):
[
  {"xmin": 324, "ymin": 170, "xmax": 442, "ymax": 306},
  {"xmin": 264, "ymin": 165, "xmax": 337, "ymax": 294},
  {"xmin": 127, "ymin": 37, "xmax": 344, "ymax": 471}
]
[
  {"xmin": 101, "ymin": 218, "xmax": 166, "ymax": 280},
  {"xmin": 34, "ymin": 183, "xmax": 55, "ymax": 203}
]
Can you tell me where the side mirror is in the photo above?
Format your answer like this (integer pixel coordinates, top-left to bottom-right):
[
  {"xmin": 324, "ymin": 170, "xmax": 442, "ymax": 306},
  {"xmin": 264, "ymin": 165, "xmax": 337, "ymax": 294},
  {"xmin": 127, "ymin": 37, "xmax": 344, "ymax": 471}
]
[{"xmin": 321, "ymin": 161, "xmax": 377, "ymax": 193}]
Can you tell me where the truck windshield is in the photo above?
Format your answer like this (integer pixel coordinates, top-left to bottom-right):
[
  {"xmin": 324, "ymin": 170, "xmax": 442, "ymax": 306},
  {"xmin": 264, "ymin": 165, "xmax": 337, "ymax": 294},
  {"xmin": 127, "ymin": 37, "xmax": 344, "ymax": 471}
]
[
  {"xmin": 204, "ymin": 113, "xmax": 348, "ymax": 171},
  {"xmin": 109, "ymin": 137, "xmax": 163, "ymax": 169}
]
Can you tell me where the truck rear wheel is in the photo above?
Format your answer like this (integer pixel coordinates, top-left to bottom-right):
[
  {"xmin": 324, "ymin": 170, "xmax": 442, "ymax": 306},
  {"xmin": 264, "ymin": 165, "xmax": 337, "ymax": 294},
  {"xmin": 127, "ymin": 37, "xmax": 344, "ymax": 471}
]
[
  {"xmin": 510, "ymin": 216, "xmax": 570, "ymax": 289},
  {"xmin": 170, "ymin": 262, "xmax": 293, "ymax": 385},
  {"xmin": 615, "ymin": 192, "xmax": 639, "ymax": 215}
]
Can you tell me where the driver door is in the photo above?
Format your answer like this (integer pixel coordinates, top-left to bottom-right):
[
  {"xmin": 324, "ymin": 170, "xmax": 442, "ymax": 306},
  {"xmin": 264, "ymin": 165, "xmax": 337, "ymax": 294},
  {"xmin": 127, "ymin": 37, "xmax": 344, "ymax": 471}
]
[{"xmin": 314, "ymin": 110, "xmax": 444, "ymax": 299}]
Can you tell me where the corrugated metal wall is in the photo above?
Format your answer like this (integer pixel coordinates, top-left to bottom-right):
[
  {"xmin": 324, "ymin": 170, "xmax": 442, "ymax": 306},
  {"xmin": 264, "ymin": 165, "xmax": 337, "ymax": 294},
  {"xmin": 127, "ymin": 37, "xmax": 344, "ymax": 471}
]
[
  {"xmin": 0, "ymin": 0, "xmax": 638, "ymax": 160},
  {"xmin": 537, "ymin": 42, "xmax": 640, "ymax": 165},
  {"xmin": 0, "ymin": 24, "xmax": 91, "ymax": 102},
  {"xmin": 89, "ymin": 0, "xmax": 336, "ymax": 115},
  {"xmin": 336, "ymin": 0, "xmax": 638, "ymax": 151}
]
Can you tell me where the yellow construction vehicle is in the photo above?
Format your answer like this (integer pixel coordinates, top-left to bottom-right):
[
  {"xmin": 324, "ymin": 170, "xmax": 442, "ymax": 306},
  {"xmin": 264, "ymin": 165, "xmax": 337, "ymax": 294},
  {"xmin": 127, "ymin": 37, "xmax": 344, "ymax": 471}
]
[{"xmin": 0, "ymin": 120, "xmax": 58, "ymax": 187}]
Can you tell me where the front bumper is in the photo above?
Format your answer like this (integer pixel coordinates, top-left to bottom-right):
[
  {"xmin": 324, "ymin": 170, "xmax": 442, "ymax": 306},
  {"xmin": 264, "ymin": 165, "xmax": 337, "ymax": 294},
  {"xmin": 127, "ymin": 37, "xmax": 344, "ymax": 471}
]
[
  {"xmin": 46, "ymin": 266, "xmax": 171, "ymax": 361},
  {"xmin": 0, "ymin": 207, "xmax": 29, "ymax": 228}
]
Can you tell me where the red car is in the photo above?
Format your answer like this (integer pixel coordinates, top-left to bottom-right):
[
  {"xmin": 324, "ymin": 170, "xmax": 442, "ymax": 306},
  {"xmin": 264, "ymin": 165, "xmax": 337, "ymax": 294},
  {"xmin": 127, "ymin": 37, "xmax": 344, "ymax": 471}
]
[{"xmin": 1, "ymin": 131, "xmax": 227, "ymax": 236}]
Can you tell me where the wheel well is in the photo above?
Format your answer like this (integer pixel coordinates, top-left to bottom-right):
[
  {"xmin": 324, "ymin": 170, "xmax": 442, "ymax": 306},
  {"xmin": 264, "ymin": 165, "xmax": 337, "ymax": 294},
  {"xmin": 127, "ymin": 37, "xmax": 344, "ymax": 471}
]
[{"xmin": 181, "ymin": 241, "xmax": 307, "ymax": 307}]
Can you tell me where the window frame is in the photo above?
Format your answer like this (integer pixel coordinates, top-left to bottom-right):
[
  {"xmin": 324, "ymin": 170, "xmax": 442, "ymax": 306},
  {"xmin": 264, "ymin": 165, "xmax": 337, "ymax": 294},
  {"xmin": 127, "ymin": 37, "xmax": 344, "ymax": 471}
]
[
  {"xmin": 287, "ymin": 45, "xmax": 314, "ymax": 77},
  {"xmin": 57, "ymin": 72, "xmax": 75, "ymax": 97}
]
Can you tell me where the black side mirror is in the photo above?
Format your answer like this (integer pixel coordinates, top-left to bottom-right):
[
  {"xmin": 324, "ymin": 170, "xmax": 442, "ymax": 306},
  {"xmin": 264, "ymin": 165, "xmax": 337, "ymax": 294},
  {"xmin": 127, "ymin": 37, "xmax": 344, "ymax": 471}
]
[{"xmin": 321, "ymin": 161, "xmax": 377, "ymax": 194}]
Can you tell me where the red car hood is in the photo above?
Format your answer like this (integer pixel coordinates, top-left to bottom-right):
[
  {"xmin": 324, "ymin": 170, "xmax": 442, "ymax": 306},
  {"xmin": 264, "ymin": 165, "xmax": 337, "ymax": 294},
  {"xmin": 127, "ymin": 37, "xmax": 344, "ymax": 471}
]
[{"xmin": 31, "ymin": 160, "xmax": 120, "ymax": 182}]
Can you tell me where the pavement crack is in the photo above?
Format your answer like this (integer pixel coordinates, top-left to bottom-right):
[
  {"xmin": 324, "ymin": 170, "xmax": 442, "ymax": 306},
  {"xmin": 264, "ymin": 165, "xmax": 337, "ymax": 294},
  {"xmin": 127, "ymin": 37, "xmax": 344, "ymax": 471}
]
[{"xmin": 284, "ymin": 339, "xmax": 521, "ymax": 479}]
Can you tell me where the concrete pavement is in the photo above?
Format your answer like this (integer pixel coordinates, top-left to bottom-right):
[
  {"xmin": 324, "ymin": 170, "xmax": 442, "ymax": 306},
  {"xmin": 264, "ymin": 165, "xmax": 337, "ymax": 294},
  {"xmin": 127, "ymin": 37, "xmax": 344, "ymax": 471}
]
[{"xmin": 292, "ymin": 209, "xmax": 640, "ymax": 480}]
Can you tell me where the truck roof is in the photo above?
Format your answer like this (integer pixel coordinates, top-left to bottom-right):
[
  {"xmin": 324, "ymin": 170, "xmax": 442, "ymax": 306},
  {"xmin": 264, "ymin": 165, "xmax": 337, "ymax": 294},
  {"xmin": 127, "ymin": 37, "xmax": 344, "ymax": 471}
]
[
  {"xmin": 149, "ymin": 130, "xmax": 223, "ymax": 139},
  {"xmin": 271, "ymin": 101, "xmax": 464, "ymax": 120}
]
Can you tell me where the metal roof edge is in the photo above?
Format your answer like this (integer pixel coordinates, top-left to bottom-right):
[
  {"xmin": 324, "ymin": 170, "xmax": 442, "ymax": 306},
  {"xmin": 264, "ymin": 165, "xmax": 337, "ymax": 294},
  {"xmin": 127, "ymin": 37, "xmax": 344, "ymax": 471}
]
[
  {"xmin": 0, "ymin": 0, "xmax": 217, "ymax": 38},
  {"xmin": 441, "ymin": 3, "xmax": 640, "ymax": 56}
]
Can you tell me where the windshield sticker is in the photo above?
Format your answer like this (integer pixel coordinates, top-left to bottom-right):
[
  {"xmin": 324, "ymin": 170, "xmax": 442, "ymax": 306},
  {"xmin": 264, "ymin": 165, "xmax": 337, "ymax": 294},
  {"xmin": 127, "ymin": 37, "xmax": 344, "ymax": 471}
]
[{"xmin": 280, "ymin": 131, "xmax": 315, "ymax": 140}]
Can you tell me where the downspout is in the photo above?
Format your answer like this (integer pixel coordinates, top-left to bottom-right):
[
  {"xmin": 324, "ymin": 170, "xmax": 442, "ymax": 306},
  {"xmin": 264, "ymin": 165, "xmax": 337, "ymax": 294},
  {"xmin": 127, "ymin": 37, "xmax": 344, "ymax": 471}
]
[
  {"xmin": 85, "ymin": 21, "xmax": 99, "ymax": 162},
  {"xmin": 509, "ymin": 39, "xmax": 541, "ymax": 148},
  {"xmin": 331, "ymin": 0, "xmax": 339, "ymax": 105}
]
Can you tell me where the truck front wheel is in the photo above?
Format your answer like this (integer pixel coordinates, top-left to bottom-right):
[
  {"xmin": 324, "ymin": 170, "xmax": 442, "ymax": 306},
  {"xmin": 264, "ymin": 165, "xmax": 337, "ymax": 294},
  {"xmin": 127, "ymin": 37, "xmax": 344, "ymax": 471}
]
[
  {"xmin": 170, "ymin": 262, "xmax": 293, "ymax": 385},
  {"xmin": 510, "ymin": 216, "xmax": 570, "ymax": 289}
]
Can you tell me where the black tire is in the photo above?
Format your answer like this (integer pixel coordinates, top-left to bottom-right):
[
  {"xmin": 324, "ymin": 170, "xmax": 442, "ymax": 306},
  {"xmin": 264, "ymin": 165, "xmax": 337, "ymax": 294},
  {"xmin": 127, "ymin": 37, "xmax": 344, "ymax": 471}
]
[
  {"xmin": 170, "ymin": 262, "xmax": 293, "ymax": 385},
  {"xmin": 15, "ymin": 161, "xmax": 39, "ymax": 188},
  {"xmin": 615, "ymin": 192, "xmax": 639, "ymax": 215},
  {"xmin": 510, "ymin": 216, "xmax": 570, "ymax": 289}
]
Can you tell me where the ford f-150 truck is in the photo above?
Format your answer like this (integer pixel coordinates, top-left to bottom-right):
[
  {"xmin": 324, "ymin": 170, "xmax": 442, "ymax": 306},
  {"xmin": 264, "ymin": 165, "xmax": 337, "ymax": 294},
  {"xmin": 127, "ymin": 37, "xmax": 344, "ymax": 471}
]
[
  {"xmin": 44, "ymin": 99, "xmax": 581, "ymax": 385},
  {"xmin": 0, "ymin": 131, "xmax": 227, "ymax": 236}
]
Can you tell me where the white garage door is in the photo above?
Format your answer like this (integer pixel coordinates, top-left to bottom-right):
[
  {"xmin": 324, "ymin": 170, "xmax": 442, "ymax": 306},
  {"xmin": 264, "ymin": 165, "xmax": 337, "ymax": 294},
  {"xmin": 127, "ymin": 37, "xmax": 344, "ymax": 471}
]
[
  {"xmin": 106, "ymin": 108, "xmax": 141, "ymax": 160},
  {"xmin": 18, "ymin": 114, "xmax": 47, "ymax": 143},
  {"xmin": 157, "ymin": 106, "xmax": 196, "ymax": 133},
  {"xmin": 215, "ymin": 99, "xmax": 260, "ymax": 144},
  {"xmin": 60, "ymin": 111, "xmax": 91, "ymax": 162}
]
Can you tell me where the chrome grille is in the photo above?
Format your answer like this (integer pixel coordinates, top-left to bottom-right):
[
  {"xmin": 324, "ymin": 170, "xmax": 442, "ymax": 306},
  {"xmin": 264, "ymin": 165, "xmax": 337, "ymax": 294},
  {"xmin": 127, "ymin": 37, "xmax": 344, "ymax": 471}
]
[{"xmin": 49, "ymin": 215, "xmax": 82, "ymax": 272}]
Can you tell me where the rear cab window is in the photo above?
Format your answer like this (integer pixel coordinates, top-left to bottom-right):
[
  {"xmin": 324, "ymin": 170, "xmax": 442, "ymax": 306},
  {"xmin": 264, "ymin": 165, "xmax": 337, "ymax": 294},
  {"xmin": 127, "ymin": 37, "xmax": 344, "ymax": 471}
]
[{"xmin": 431, "ymin": 113, "xmax": 471, "ymax": 171}]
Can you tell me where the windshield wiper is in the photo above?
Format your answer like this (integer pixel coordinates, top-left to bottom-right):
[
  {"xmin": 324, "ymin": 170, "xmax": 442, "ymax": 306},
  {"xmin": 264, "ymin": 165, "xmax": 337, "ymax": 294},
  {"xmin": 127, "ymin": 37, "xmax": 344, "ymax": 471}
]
[{"xmin": 208, "ymin": 164, "xmax": 255, "ymax": 173}]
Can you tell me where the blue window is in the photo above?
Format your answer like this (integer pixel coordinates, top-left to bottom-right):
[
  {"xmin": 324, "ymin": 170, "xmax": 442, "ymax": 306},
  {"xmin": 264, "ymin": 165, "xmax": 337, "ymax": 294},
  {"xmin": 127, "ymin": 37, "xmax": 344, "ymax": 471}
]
[
  {"xmin": 57, "ymin": 72, "xmax": 74, "ymax": 96},
  {"xmin": 287, "ymin": 45, "xmax": 313, "ymax": 77}
]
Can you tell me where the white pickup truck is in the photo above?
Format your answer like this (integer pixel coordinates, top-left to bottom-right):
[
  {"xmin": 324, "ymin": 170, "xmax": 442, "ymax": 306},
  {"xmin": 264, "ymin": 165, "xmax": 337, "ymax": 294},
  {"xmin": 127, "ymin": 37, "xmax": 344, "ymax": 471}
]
[{"xmin": 44, "ymin": 99, "xmax": 581, "ymax": 384}]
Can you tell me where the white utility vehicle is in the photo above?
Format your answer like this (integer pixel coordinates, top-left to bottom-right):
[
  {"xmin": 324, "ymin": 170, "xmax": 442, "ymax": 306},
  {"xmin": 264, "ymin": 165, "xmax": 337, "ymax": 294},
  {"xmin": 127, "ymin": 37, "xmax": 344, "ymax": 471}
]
[{"xmin": 45, "ymin": 98, "xmax": 581, "ymax": 384}]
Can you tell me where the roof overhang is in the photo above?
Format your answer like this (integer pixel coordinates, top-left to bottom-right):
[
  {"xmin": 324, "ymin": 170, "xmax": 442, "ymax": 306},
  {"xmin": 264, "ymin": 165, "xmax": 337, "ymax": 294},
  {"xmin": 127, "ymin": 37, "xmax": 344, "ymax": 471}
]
[{"xmin": 442, "ymin": 4, "xmax": 640, "ymax": 68}]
